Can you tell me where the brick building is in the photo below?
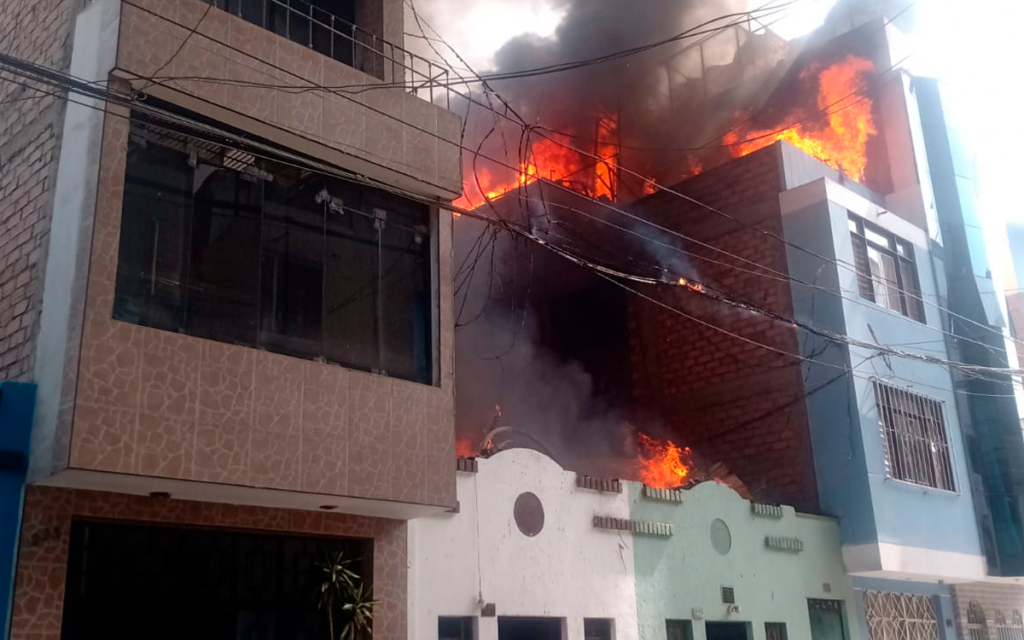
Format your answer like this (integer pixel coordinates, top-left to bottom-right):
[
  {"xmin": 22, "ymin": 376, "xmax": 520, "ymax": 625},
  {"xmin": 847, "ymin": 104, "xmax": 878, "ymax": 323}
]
[{"xmin": 0, "ymin": 0, "xmax": 459, "ymax": 638}]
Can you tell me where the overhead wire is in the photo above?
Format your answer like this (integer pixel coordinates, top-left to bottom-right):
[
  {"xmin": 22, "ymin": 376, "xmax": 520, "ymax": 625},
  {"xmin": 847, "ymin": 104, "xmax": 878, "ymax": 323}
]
[{"xmin": 2, "ymin": 34, "xmax": 1024, "ymax": 378}]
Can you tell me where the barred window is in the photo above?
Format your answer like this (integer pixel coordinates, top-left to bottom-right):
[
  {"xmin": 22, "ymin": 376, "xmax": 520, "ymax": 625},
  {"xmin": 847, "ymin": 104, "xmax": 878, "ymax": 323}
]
[
  {"xmin": 968, "ymin": 601, "xmax": 989, "ymax": 640},
  {"xmin": 864, "ymin": 591, "xmax": 937, "ymax": 640},
  {"xmin": 666, "ymin": 620, "xmax": 694, "ymax": 640},
  {"xmin": 849, "ymin": 214, "xmax": 925, "ymax": 322},
  {"xmin": 996, "ymin": 610, "xmax": 1024, "ymax": 640},
  {"xmin": 873, "ymin": 380, "xmax": 956, "ymax": 491},
  {"xmin": 765, "ymin": 622, "xmax": 788, "ymax": 640}
]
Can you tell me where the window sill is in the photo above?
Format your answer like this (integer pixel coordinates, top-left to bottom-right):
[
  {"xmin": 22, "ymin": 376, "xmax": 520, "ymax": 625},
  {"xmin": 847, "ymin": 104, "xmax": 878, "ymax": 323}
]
[{"xmin": 882, "ymin": 475, "xmax": 960, "ymax": 497}]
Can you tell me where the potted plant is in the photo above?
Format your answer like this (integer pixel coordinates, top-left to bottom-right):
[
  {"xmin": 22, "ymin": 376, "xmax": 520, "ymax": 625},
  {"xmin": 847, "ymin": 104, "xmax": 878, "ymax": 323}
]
[{"xmin": 315, "ymin": 549, "xmax": 378, "ymax": 640}]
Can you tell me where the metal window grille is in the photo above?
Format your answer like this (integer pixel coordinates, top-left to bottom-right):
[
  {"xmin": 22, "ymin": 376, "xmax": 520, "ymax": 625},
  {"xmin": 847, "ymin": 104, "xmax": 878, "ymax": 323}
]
[
  {"xmin": 439, "ymin": 617, "xmax": 475, "ymax": 640},
  {"xmin": 765, "ymin": 622, "xmax": 788, "ymax": 640},
  {"xmin": 721, "ymin": 586, "xmax": 735, "ymax": 604},
  {"xmin": 849, "ymin": 213, "xmax": 925, "ymax": 322},
  {"xmin": 873, "ymin": 380, "xmax": 956, "ymax": 492},
  {"xmin": 996, "ymin": 610, "xmax": 1024, "ymax": 640},
  {"xmin": 199, "ymin": 0, "xmax": 451, "ymax": 106},
  {"xmin": 864, "ymin": 591, "xmax": 938, "ymax": 640},
  {"xmin": 968, "ymin": 601, "xmax": 989, "ymax": 640},
  {"xmin": 666, "ymin": 620, "xmax": 694, "ymax": 640}
]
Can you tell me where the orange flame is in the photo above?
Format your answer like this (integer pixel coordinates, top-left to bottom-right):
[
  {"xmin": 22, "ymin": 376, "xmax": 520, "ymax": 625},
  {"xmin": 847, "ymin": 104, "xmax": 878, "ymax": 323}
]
[
  {"xmin": 637, "ymin": 433, "xmax": 692, "ymax": 489},
  {"xmin": 726, "ymin": 55, "xmax": 877, "ymax": 182},
  {"xmin": 454, "ymin": 115, "xmax": 620, "ymax": 212},
  {"xmin": 456, "ymin": 438, "xmax": 477, "ymax": 458}
]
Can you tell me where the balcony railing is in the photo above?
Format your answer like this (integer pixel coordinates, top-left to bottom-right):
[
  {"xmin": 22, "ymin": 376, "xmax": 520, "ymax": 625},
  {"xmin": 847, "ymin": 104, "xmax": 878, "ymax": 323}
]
[{"xmin": 201, "ymin": 0, "xmax": 451, "ymax": 107}]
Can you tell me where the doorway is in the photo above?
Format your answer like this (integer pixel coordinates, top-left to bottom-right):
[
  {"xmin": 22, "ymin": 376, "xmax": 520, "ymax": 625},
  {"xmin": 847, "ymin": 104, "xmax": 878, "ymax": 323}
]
[
  {"xmin": 705, "ymin": 622, "xmax": 750, "ymax": 640},
  {"xmin": 808, "ymin": 599, "xmax": 847, "ymax": 640},
  {"xmin": 498, "ymin": 617, "xmax": 563, "ymax": 640}
]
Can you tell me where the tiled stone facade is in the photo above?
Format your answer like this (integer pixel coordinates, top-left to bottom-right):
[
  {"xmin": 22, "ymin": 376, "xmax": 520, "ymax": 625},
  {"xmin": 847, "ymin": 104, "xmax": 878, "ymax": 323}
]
[
  {"xmin": 0, "ymin": 0, "xmax": 76, "ymax": 382},
  {"xmin": 10, "ymin": 485, "xmax": 408, "ymax": 640},
  {"xmin": 117, "ymin": 0, "xmax": 462, "ymax": 195},
  {"xmin": 51, "ymin": 103, "xmax": 456, "ymax": 507}
]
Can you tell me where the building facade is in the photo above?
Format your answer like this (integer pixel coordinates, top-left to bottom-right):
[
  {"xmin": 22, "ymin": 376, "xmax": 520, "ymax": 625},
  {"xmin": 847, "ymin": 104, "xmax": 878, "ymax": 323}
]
[
  {"xmin": 410, "ymin": 449, "xmax": 860, "ymax": 640},
  {"xmin": 1, "ymin": 0, "xmax": 460, "ymax": 638}
]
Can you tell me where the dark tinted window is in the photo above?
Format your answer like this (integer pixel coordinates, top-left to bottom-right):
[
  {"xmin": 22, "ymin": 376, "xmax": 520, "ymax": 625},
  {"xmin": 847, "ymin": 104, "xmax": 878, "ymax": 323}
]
[
  {"xmin": 114, "ymin": 112, "xmax": 436, "ymax": 384},
  {"xmin": 61, "ymin": 520, "xmax": 372, "ymax": 640},
  {"xmin": 439, "ymin": 617, "xmax": 475, "ymax": 640}
]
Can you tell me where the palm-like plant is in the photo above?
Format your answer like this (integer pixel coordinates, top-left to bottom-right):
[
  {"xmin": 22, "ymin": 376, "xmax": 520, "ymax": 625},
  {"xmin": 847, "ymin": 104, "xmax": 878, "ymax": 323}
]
[{"xmin": 316, "ymin": 550, "xmax": 378, "ymax": 640}]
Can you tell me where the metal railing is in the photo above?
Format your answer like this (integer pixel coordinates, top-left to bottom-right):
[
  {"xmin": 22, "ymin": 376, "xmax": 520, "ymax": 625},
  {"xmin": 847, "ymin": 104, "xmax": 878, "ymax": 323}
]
[{"xmin": 201, "ymin": 0, "xmax": 451, "ymax": 107}]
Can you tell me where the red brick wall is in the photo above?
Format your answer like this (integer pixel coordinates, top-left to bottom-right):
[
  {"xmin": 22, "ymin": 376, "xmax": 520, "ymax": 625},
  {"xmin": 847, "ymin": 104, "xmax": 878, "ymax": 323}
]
[
  {"xmin": 628, "ymin": 144, "xmax": 820, "ymax": 513},
  {"xmin": 0, "ymin": 0, "xmax": 76, "ymax": 381}
]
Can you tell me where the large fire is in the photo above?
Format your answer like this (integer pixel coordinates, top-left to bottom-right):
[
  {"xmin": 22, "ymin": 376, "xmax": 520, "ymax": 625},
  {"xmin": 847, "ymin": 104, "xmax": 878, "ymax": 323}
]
[
  {"xmin": 725, "ymin": 55, "xmax": 877, "ymax": 182},
  {"xmin": 637, "ymin": 433, "xmax": 692, "ymax": 489},
  {"xmin": 453, "ymin": 114, "xmax": 619, "ymax": 211},
  {"xmin": 456, "ymin": 438, "xmax": 477, "ymax": 458}
]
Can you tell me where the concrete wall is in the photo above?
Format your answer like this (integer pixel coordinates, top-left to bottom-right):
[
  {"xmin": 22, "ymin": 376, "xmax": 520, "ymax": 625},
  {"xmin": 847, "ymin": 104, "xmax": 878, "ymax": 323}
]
[
  {"xmin": 409, "ymin": 449, "xmax": 639, "ymax": 640},
  {"xmin": 781, "ymin": 177, "xmax": 986, "ymax": 581},
  {"xmin": 630, "ymin": 481, "xmax": 859, "ymax": 640}
]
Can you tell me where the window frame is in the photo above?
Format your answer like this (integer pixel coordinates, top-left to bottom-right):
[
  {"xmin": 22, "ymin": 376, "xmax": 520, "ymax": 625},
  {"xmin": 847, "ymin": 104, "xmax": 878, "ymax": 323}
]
[
  {"xmin": 872, "ymin": 379, "xmax": 958, "ymax": 493},
  {"xmin": 848, "ymin": 214, "xmax": 925, "ymax": 322},
  {"xmin": 439, "ymin": 617, "xmax": 476, "ymax": 640},
  {"xmin": 584, "ymin": 618, "xmax": 614, "ymax": 640},
  {"xmin": 665, "ymin": 620, "xmax": 694, "ymax": 640},
  {"xmin": 114, "ymin": 108, "xmax": 439, "ymax": 386},
  {"xmin": 765, "ymin": 622, "xmax": 788, "ymax": 640}
]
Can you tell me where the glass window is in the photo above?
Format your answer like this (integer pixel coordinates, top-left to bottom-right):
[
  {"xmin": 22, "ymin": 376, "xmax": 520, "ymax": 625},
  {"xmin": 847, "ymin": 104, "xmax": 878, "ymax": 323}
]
[
  {"xmin": 439, "ymin": 617, "xmax": 475, "ymax": 640},
  {"xmin": 113, "ymin": 111, "xmax": 437, "ymax": 385},
  {"xmin": 867, "ymin": 246, "xmax": 901, "ymax": 313},
  {"xmin": 873, "ymin": 380, "xmax": 956, "ymax": 491},
  {"xmin": 187, "ymin": 164, "xmax": 262, "ymax": 346},
  {"xmin": 765, "ymin": 623, "xmax": 787, "ymax": 640},
  {"xmin": 848, "ymin": 213, "xmax": 926, "ymax": 322},
  {"xmin": 114, "ymin": 140, "xmax": 192, "ymax": 331},
  {"xmin": 584, "ymin": 619, "xmax": 614, "ymax": 640},
  {"xmin": 666, "ymin": 620, "xmax": 694, "ymax": 640},
  {"xmin": 259, "ymin": 174, "xmax": 325, "ymax": 359},
  {"xmin": 200, "ymin": 0, "xmax": 369, "ymax": 75},
  {"xmin": 323, "ymin": 179, "xmax": 382, "ymax": 374}
]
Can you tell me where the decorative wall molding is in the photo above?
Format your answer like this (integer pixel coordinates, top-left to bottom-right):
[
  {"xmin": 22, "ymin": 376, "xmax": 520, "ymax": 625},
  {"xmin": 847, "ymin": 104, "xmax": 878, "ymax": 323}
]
[
  {"xmin": 751, "ymin": 503, "xmax": 784, "ymax": 518},
  {"xmin": 593, "ymin": 515, "xmax": 673, "ymax": 537},
  {"xmin": 576, "ymin": 475, "xmax": 622, "ymax": 494},
  {"xmin": 643, "ymin": 485, "xmax": 684, "ymax": 503},
  {"xmin": 765, "ymin": 536, "xmax": 804, "ymax": 553}
]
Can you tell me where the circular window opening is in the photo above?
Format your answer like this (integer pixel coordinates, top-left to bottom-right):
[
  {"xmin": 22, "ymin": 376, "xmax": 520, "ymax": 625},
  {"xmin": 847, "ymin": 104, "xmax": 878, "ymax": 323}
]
[
  {"xmin": 710, "ymin": 518, "xmax": 732, "ymax": 555},
  {"xmin": 514, "ymin": 492, "xmax": 545, "ymax": 537}
]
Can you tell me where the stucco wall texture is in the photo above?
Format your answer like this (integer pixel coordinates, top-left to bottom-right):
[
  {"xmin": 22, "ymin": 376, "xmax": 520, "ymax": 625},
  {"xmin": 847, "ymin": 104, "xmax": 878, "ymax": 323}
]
[{"xmin": 409, "ymin": 450, "xmax": 858, "ymax": 640}]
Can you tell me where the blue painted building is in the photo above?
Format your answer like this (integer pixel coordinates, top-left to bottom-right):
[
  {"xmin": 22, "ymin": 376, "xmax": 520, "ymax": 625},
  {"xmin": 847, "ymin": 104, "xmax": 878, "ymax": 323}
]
[{"xmin": 0, "ymin": 382, "xmax": 35, "ymax": 638}]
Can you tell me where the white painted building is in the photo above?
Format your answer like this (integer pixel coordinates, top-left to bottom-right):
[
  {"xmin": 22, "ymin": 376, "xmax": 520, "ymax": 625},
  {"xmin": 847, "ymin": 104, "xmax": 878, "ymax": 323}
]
[
  {"xmin": 409, "ymin": 449, "xmax": 639, "ymax": 640},
  {"xmin": 409, "ymin": 449, "xmax": 860, "ymax": 640}
]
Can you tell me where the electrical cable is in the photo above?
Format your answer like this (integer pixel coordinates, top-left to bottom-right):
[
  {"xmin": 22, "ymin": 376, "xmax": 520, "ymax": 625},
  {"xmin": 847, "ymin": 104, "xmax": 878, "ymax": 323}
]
[{"xmin": 4, "ymin": 51, "xmax": 1023, "ymax": 381}]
